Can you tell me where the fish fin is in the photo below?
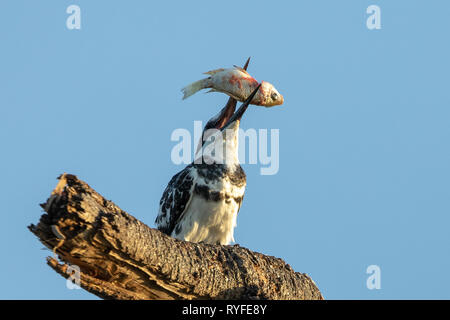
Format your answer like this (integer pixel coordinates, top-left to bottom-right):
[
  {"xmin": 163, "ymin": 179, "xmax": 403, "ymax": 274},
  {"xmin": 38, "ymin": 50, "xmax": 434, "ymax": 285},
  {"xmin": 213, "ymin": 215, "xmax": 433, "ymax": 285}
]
[
  {"xmin": 181, "ymin": 78, "xmax": 209, "ymax": 100},
  {"xmin": 203, "ymin": 68, "xmax": 225, "ymax": 75},
  {"xmin": 233, "ymin": 65, "xmax": 250, "ymax": 75}
]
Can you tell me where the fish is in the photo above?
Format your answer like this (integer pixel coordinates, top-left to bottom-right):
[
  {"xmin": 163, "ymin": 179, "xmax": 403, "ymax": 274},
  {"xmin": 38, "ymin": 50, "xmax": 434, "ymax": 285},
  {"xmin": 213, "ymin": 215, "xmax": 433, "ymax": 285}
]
[{"xmin": 181, "ymin": 63, "xmax": 284, "ymax": 107}]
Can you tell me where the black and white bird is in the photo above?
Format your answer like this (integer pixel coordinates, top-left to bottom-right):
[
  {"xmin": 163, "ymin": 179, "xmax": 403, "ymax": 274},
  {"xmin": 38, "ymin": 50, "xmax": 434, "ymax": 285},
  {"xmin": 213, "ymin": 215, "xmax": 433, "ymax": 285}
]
[{"xmin": 155, "ymin": 84, "xmax": 261, "ymax": 245}]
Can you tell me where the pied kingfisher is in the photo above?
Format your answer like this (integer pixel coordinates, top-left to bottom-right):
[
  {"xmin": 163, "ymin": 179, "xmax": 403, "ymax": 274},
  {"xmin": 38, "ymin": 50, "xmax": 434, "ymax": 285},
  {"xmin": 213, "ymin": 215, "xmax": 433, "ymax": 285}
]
[{"xmin": 156, "ymin": 80, "xmax": 260, "ymax": 245}]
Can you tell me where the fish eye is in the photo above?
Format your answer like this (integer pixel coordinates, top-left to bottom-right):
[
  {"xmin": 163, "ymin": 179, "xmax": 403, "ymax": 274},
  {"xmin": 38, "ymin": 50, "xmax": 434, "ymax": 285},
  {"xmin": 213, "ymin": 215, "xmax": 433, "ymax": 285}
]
[{"xmin": 271, "ymin": 93, "xmax": 278, "ymax": 100}]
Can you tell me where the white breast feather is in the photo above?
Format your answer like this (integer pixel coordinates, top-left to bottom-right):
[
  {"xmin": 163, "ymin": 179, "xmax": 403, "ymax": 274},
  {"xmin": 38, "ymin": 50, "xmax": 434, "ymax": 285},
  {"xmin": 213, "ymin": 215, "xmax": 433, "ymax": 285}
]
[{"xmin": 171, "ymin": 172, "xmax": 245, "ymax": 245}]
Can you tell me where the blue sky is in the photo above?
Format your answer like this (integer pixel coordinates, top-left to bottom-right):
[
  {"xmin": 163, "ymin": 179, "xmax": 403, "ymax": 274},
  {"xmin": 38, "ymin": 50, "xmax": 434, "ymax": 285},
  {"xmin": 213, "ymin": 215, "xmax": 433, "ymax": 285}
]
[{"xmin": 1, "ymin": 1, "xmax": 449, "ymax": 299}]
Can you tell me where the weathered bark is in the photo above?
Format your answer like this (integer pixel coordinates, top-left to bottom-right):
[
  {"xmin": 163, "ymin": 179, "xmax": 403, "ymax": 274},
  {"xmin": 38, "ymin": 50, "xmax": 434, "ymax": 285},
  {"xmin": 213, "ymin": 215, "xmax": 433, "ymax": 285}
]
[{"xmin": 28, "ymin": 173, "xmax": 323, "ymax": 300}]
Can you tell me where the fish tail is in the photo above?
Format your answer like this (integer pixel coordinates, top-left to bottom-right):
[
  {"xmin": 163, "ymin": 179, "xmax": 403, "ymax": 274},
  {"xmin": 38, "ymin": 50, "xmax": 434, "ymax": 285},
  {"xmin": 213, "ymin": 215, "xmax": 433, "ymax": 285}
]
[{"xmin": 181, "ymin": 78, "xmax": 210, "ymax": 100}]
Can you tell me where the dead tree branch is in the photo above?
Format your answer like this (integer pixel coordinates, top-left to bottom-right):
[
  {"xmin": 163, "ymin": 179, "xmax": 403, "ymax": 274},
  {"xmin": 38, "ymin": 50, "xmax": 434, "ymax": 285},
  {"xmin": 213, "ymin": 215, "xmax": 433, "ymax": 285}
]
[{"xmin": 28, "ymin": 173, "xmax": 323, "ymax": 300}]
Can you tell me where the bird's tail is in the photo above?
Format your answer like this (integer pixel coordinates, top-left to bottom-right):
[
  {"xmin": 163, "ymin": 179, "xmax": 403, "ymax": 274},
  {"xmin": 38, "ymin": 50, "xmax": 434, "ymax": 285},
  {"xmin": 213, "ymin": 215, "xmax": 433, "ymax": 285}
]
[{"xmin": 181, "ymin": 78, "xmax": 210, "ymax": 100}]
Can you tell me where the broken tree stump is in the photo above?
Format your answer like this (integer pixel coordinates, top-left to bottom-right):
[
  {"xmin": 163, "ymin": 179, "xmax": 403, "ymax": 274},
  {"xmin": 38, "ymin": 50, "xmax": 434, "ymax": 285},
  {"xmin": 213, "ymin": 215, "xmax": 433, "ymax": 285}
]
[{"xmin": 28, "ymin": 173, "xmax": 323, "ymax": 300}]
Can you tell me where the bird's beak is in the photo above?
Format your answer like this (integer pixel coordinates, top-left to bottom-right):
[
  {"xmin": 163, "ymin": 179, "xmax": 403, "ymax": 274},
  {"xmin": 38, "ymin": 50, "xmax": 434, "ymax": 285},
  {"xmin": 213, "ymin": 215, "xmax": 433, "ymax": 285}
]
[
  {"xmin": 222, "ymin": 84, "xmax": 261, "ymax": 130},
  {"xmin": 213, "ymin": 99, "xmax": 237, "ymax": 129},
  {"xmin": 243, "ymin": 57, "xmax": 251, "ymax": 71}
]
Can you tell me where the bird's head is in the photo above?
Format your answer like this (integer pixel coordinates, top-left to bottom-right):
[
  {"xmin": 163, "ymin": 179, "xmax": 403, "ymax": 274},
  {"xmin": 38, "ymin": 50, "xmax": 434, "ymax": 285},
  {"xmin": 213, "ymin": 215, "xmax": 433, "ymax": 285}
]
[{"xmin": 195, "ymin": 85, "xmax": 261, "ymax": 163}]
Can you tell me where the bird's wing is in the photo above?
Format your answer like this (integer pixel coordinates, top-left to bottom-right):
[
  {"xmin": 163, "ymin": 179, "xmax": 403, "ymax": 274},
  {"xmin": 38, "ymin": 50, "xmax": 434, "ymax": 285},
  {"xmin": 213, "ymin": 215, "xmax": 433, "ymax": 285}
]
[{"xmin": 155, "ymin": 165, "xmax": 195, "ymax": 236}]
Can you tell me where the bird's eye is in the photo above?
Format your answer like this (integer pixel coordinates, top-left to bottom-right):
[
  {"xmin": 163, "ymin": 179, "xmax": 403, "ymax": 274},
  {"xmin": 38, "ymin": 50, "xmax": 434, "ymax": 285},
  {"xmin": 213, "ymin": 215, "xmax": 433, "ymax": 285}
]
[{"xmin": 271, "ymin": 93, "xmax": 278, "ymax": 100}]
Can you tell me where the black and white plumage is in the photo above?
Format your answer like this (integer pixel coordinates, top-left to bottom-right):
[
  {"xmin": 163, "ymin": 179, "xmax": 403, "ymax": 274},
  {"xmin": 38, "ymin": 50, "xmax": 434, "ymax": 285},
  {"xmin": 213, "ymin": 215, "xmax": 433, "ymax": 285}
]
[{"xmin": 155, "ymin": 84, "xmax": 260, "ymax": 245}]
